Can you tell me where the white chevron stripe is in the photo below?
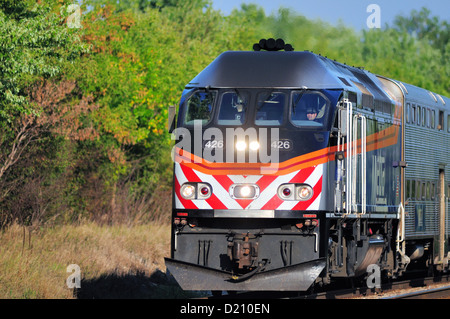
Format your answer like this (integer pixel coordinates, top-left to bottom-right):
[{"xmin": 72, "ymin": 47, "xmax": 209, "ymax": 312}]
[
  {"xmin": 276, "ymin": 198, "xmax": 299, "ymax": 210},
  {"xmin": 307, "ymin": 193, "xmax": 322, "ymax": 210},
  {"xmin": 174, "ymin": 164, "xmax": 186, "ymax": 209},
  {"xmin": 194, "ymin": 170, "xmax": 242, "ymax": 209},
  {"xmin": 304, "ymin": 165, "xmax": 323, "ymax": 188},
  {"xmin": 249, "ymin": 170, "xmax": 299, "ymax": 209},
  {"xmin": 191, "ymin": 199, "xmax": 212, "ymax": 210},
  {"xmin": 228, "ymin": 175, "xmax": 263, "ymax": 184},
  {"xmin": 174, "ymin": 163, "xmax": 188, "ymax": 185},
  {"xmin": 174, "ymin": 193, "xmax": 184, "ymax": 209}
]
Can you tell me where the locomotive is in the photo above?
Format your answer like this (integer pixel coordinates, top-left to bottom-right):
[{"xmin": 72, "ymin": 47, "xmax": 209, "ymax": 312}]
[{"xmin": 164, "ymin": 38, "xmax": 450, "ymax": 292}]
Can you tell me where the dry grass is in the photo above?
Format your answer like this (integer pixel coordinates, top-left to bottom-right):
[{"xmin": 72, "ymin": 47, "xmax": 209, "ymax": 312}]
[{"xmin": 0, "ymin": 221, "xmax": 192, "ymax": 299}]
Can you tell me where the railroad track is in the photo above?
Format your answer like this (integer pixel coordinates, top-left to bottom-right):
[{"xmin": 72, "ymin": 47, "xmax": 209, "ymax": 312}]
[
  {"xmin": 207, "ymin": 273, "xmax": 450, "ymax": 299},
  {"xmin": 380, "ymin": 284, "xmax": 450, "ymax": 299},
  {"xmin": 303, "ymin": 274, "xmax": 450, "ymax": 299},
  {"xmin": 302, "ymin": 274, "xmax": 450, "ymax": 299}
]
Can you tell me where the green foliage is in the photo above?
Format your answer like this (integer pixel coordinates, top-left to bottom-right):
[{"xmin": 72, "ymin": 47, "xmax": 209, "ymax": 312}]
[
  {"xmin": 76, "ymin": 0, "xmax": 262, "ymax": 190},
  {"xmin": 260, "ymin": 5, "xmax": 448, "ymax": 96},
  {"xmin": 359, "ymin": 28, "xmax": 448, "ymax": 95},
  {"xmin": 393, "ymin": 7, "xmax": 449, "ymax": 53},
  {"xmin": 0, "ymin": 0, "xmax": 89, "ymax": 125}
]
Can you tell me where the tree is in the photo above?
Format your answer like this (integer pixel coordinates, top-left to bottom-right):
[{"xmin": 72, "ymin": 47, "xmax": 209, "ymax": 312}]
[
  {"xmin": 0, "ymin": 0, "xmax": 92, "ymax": 226},
  {"xmin": 0, "ymin": 0, "xmax": 89, "ymax": 180},
  {"xmin": 393, "ymin": 7, "xmax": 449, "ymax": 52},
  {"xmin": 0, "ymin": 0, "xmax": 89, "ymax": 124}
]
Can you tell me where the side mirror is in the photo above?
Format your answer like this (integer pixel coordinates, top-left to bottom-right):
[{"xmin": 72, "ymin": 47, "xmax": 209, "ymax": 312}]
[{"xmin": 168, "ymin": 105, "xmax": 176, "ymax": 133}]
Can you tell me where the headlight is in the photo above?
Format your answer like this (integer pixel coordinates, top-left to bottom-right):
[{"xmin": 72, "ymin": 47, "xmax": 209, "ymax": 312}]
[
  {"xmin": 239, "ymin": 185, "xmax": 252, "ymax": 197},
  {"xmin": 230, "ymin": 184, "xmax": 259, "ymax": 199},
  {"xmin": 249, "ymin": 141, "xmax": 260, "ymax": 151},
  {"xmin": 235, "ymin": 140, "xmax": 247, "ymax": 151},
  {"xmin": 297, "ymin": 185, "xmax": 313, "ymax": 201},
  {"xmin": 180, "ymin": 184, "xmax": 196, "ymax": 199}
]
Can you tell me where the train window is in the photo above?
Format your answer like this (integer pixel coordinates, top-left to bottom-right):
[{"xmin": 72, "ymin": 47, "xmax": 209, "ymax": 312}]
[
  {"xmin": 447, "ymin": 115, "xmax": 450, "ymax": 132},
  {"xmin": 422, "ymin": 182, "xmax": 426, "ymax": 200},
  {"xmin": 431, "ymin": 182, "xmax": 435, "ymax": 200},
  {"xmin": 217, "ymin": 91, "xmax": 249, "ymax": 125},
  {"xmin": 406, "ymin": 180, "xmax": 411, "ymax": 199},
  {"xmin": 423, "ymin": 108, "xmax": 426, "ymax": 126},
  {"xmin": 422, "ymin": 108, "xmax": 426, "ymax": 127},
  {"xmin": 406, "ymin": 103, "xmax": 410, "ymax": 123},
  {"xmin": 426, "ymin": 108, "xmax": 431, "ymax": 127},
  {"xmin": 183, "ymin": 90, "xmax": 216, "ymax": 126},
  {"xmin": 411, "ymin": 179, "xmax": 416, "ymax": 199},
  {"xmin": 417, "ymin": 106, "xmax": 421, "ymax": 126},
  {"xmin": 414, "ymin": 181, "xmax": 419, "ymax": 200},
  {"xmin": 431, "ymin": 110, "xmax": 435, "ymax": 129},
  {"xmin": 411, "ymin": 104, "xmax": 416, "ymax": 124},
  {"xmin": 255, "ymin": 91, "xmax": 286, "ymax": 126},
  {"xmin": 416, "ymin": 181, "xmax": 421, "ymax": 200},
  {"xmin": 290, "ymin": 91, "xmax": 329, "ymax": 128},
  {"xmin": 426, "ymin": 182, "xmax": 431, "ymax": 200},
  {"xmin": 367, "ymin": 119, "xmax": 376, "ymax": 135},
  {"xmin": 438, "ymin": 111, "xmax": 444, "ymax": 130}
]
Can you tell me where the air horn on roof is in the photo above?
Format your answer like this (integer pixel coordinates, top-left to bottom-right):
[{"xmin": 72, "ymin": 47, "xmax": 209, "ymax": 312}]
[{"xmin": 253, "ymin": 38, "xmax": 294, "ymax": 51}]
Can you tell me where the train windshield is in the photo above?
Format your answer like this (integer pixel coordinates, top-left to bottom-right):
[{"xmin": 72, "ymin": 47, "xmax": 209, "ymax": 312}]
[
  {"xmin": 183, "ymin": 90, "xmax": 216, "ymax": 125},
  {"xmin": 291, "ymin": 91, "xmax": 330, "ymax": 128},
  {"xmin": 181, "ymin": 89, "xmax": 332, "ymax": 129},
  {"xmin": 217, "ymin": 90, "xmax": 249, "ymax": 125},
  {"xmin": 255, "ymin": 91, "xmax": 285, "ymax": 126}
]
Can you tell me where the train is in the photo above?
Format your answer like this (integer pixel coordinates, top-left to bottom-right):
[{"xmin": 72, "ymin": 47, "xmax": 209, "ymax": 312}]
[{"xmin": 164, "ymin": 38, "xmax": 450, "ymax": 292}]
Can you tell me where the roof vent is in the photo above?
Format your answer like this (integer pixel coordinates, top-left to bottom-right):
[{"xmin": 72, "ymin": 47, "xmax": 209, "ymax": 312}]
[{"xmin": 253, "ymin": 38, "xmax": 294, "ymax": 51}]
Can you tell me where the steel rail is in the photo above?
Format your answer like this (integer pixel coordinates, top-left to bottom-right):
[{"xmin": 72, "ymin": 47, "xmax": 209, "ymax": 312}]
[
  {"xmin": 380, "ymin": 284, "xmax": 450, "ymax": 299},
  {"xmin": 206, "ymin": 274, "xmax": 450, "ymax": 299}
]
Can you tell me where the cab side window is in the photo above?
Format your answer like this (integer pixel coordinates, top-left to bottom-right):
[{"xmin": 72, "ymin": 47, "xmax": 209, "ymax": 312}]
[{"xmin": 184, "ymin": 91, "xmax": 216, "ymax": 125}]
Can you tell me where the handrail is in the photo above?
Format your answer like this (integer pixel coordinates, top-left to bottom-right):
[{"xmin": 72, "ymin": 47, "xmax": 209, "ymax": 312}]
[
  {"xmin": 345, "ymin": 100, "xmax": 353, "ymax": 215},
  {"xmin": 341, "ymin": 101, "xmax": 366, "ymax": 217},
  {"xmin": 345, "ymin": 108, "xmax": 367, "ymax": 216},
  {"xmin": 358, "ymin": 114, "xmax": 367, "ymax": 216}
]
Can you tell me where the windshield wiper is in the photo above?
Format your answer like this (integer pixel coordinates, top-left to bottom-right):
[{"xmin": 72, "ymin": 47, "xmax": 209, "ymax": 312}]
[{"xmin": 292, "ymin": 89, "xmax": 306, "ymax": 115}]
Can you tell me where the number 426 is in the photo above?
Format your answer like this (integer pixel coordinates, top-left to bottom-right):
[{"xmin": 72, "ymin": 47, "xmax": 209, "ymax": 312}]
[{"xmin": 271, "ymin": 140, "xmax": 291, "ymax": 149}]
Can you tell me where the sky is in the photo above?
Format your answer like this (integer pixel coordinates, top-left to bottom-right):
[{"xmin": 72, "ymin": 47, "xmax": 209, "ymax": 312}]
[{"xmin": 210, "ymin": 0, "xmax": 450, "ymax": 31}]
